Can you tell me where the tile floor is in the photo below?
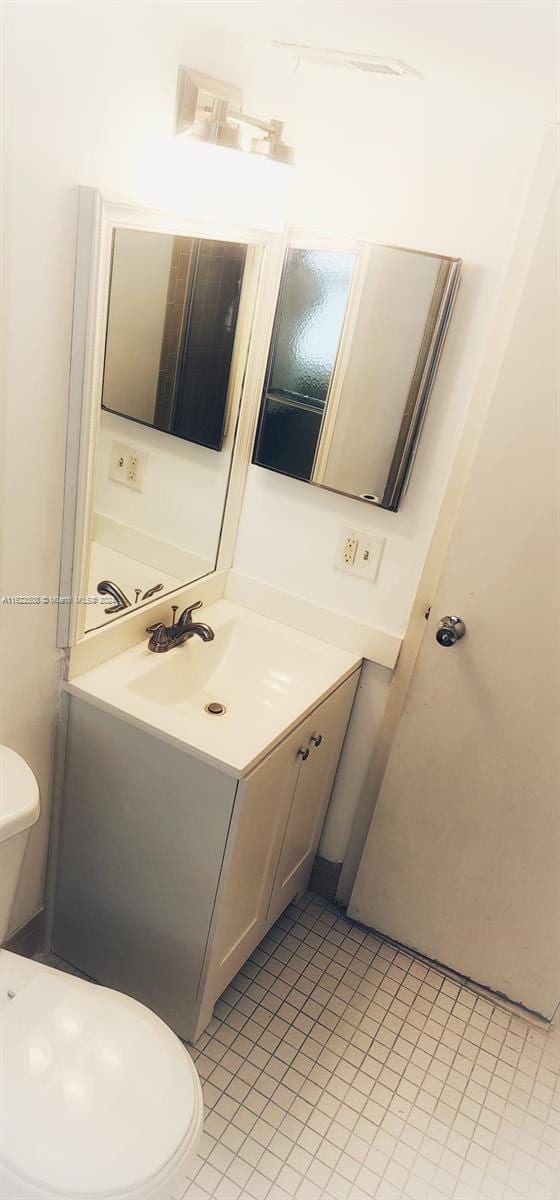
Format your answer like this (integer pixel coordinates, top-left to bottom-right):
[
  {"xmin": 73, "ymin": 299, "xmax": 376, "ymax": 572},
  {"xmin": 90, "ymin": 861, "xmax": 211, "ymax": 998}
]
[
  {"xmin": 181, "ymin": 894, "xmax": 560, "ymax": 1200},
  {"xmin": 38, "ymin": 892, "xmax": 560, "ymax": 1200}
]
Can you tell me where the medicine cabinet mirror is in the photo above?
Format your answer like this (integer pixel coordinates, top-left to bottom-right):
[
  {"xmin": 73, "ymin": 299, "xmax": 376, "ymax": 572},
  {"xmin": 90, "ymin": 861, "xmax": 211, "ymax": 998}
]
[
  {"xmin": 253, "ymin": 238, "xmax": 461, "ymax": 511},
  {"xmin": 59, "ymin": 188, "xmax": 271, "ymax": 644},
  {"xmin": 86, "ymin": 227, "xmax": 257, "ymax": 633}
]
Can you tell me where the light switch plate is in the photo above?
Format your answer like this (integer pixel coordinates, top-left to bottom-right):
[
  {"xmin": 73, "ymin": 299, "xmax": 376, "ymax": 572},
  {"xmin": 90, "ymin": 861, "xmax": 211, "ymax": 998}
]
[
  {"xmin": 109, "ymin": 440, "xmax": 146, "ymax": 492},
  {"xmin": 335, "ymin": 526, "xmax": 385, "ymax": 582}
]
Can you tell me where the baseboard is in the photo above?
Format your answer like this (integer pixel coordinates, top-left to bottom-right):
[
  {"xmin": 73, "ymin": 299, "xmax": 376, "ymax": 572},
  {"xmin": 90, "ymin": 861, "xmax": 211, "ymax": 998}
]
[
  {"xmin": 4, "ymin": 909, "xmax": 45, "ymax": 958},
  {"xmin": 343, "ymin": 910, "xmax": 552, "ymax": 1028},
  {"xmin": 309, "ymin": 857, "xmax": 343, "ymax": 901}
]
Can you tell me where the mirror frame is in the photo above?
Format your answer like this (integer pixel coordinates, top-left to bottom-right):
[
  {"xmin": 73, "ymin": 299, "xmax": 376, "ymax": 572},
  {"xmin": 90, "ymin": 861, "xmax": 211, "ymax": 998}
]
[
  {"xmin": 253, "ymin": 230, "xmax": 462, "ymax": 512},
  {"xmin": 57, "ymin": 187, "xmax": 284, "ymax": 648}
]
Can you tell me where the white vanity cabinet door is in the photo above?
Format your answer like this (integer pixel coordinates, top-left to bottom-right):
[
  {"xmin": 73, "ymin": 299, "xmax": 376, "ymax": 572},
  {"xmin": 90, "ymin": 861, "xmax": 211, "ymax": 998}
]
[
  {"xmin": 198, "ymin": 723, "xmax": 304, "ymax": 1012},
  {"xmin": 196, "ymin": 671, "xmax": 359, "ymax": 1034},
  {"xmin": 267, "ymin": 672, "xmax": 359, "ymax": 926}
]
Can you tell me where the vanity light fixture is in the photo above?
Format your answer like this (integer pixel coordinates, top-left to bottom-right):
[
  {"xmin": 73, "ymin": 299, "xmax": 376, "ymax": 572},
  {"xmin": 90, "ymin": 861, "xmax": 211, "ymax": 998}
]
[{"xmin": 175, "ymin": 67, "xmax": 295, "ymax": 165}]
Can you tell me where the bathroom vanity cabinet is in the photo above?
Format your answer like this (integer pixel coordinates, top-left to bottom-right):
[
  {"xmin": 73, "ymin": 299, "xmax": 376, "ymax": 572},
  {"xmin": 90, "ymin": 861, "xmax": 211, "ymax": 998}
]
[{"xmin": 53, "ymin": 669, "xmax": 359, "ymax": 1041}]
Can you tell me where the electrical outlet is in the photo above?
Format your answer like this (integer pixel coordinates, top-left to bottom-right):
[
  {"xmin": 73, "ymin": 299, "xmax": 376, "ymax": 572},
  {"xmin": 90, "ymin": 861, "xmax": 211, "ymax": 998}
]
[
  {"xmin": 109, "ymin": 441, "xmax": 146, "ymax": 492},
  {"xmin": 335, "ymin": 526, "xmax": 385, "ymax": 582},
  {"xmin": 342, "ymin": 533, "xmax": 358, "ymax": 566},
  {"xmin": 127, "ymin": 455, "xmax": 140, "ymax": 483}
]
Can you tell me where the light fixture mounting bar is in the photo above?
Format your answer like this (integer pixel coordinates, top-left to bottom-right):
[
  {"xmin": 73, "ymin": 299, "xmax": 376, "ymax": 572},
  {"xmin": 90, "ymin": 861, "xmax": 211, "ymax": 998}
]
[
  {"xmin": 175, "ymin": 67, "xmax": 295, "ymax": 165},
  {"xmin": 233, "ymin": 111, "xmax": 276, "ymax": 136},
  {"xmin": 175, "ymin": 66, "xmax": 243, "ymax": 137}
]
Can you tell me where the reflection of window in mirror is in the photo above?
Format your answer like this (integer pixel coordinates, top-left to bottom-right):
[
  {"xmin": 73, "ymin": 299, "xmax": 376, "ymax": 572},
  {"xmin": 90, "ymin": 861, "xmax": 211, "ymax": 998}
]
[
  {"xmin": 253, "ymin": 241, "xmax": 461, "ymax": 510},
  {"xmin": 253, "ymin": 248, "xmax": 356, "ymax": 480},
  {"xmin": 103, "ymin": 230, "xmax": 247, "ymax": 451}
]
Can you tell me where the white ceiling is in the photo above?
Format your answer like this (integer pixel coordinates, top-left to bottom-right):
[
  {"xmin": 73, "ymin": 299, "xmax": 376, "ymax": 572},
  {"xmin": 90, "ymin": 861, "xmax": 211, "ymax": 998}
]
[{"xmin": 164, "ymin": 0, "xmax": 556, "ymax": 103}]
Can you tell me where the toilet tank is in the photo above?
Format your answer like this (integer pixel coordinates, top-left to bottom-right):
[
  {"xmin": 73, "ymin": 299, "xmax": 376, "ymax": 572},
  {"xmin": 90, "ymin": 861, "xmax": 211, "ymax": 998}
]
[{"xmin": 0, "ymin": 747, "xmax": 40, "ymax": 943}]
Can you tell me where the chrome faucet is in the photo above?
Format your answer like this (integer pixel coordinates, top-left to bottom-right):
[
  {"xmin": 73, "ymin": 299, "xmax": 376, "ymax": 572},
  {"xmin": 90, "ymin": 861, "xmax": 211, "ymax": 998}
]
[
  {"xmin": 146, "ymin": 601, "xmax": 215, "ymax": 653},
  {"xmin": 97, "ymin": 580, "xmax": 130, "ymax": 614}
]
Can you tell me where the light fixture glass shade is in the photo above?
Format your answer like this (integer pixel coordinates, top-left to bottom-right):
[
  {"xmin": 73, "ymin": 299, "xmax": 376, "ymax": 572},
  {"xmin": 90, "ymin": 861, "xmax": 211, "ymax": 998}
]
[
  {"xmin": 193, "ymin": 121, "xmax": 242, "ymax": 151},
  {"xmin": 250, "ymin": 135, "xmax": 295, "ymax": 165},
  {"xmin": 190, "ymin": 98, "xmax": 243, "ymax": 152}
]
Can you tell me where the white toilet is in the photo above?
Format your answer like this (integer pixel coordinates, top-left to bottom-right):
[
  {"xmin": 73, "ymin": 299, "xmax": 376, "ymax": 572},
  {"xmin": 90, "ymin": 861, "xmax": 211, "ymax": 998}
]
[{"xmin": 0, "ymin": 745, "xmax": 203, "ymax": 1200}]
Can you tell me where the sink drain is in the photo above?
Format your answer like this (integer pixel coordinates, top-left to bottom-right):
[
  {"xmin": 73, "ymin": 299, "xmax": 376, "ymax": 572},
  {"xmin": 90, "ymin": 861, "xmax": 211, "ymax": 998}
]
[{"xmin": 205, "ymin": 702, "xmax": 226, "ymax": 716}]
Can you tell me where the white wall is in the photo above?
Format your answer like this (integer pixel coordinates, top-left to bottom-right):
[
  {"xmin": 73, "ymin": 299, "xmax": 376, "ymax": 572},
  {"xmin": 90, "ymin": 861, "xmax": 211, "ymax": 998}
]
[
  {"xmin": 0, "ymin": 0, "xmax": 286, "ymax": 934},
  {"xmin": 1, "ymin": 0, "xmax": 554, "ymax": 931},
  {"xmin": 319, "ymin": 659, "xmax": 392, "ymax": 863},
  {"xmin": 231, "ymin": 11, "xmax": 554, "ymax": 868},
  {"xmin": 234, "ymin": 96, "xmax": 551, "ymax": 640}
]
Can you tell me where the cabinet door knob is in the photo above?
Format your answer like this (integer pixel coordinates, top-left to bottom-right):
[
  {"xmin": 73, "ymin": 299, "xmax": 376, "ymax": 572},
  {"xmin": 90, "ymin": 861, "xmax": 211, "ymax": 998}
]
[
  {"xmin": 310, "ymin": 734, "xmax": 322, "ymax": 747},
  {"xmin": 297, "ymin": 747, "xmax": 310, "ymax": 761}
]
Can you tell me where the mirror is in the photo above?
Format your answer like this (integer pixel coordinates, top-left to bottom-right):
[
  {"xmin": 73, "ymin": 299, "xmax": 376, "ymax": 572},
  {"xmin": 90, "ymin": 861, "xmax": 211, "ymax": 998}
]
[
  {"xmin": 84, "ymin": 225, "xmax": 259, "ymax": 633},
  {"xmin": 103, "ymin": 229, "xmax": 247, "ymax": 451},
  {"xmin": 253, "ymin": 240, "xmax": 461, "ymax": 511}
]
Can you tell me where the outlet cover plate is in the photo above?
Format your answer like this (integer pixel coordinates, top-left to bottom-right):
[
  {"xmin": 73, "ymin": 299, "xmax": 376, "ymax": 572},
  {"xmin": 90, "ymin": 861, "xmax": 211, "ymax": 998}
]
[
  {"xmin": 109, "ymin": 440, "xmax": 146, "ymax": 492},
  {"xmin": 335, "ymin": 526, "xmax": 385, "ymax": 582}
]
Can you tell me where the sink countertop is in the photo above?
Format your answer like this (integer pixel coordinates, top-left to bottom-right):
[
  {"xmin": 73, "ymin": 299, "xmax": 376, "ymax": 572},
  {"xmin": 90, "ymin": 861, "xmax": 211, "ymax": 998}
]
[{"xmin": 64, "ymin": 600, "xmax": 362, "ymax": 777}]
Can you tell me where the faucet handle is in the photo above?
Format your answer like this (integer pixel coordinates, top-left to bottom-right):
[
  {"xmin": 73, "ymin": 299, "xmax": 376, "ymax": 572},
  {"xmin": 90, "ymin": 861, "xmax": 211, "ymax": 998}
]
[
  {"xmin": 147, "ymin": 623, "xmax": 169, "ymax": 653},
  {"xmin": 177, "ymin": 600, "xmax": 203, "ymax": 627}
]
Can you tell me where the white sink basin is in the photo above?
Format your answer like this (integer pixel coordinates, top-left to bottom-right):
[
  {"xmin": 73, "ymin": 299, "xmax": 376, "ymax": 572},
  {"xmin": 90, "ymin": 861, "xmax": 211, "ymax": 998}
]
[{"xmin": 66, "ymin": 600, "xmax": 361, "ymax": 775}]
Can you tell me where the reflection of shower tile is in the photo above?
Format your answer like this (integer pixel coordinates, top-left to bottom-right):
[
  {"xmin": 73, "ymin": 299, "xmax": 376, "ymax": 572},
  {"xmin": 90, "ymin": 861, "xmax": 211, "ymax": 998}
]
[
  {"xmin": 194, "ymin": 277, "xmax": 214, "ymax": 306},
  {"xmin": 154, "ymin": 234, "xmax": 196, "ymax": 425},
  {"xmin": 222, "ymin": 256, "xmax": 241, "ymax": 283},
  {"xmin": 155, "ymin": 237, "xmax": 248, "ymax": 449},
  {"xmin": 199, "ymin": 256, "xmax": 222, "ymax": 284}
]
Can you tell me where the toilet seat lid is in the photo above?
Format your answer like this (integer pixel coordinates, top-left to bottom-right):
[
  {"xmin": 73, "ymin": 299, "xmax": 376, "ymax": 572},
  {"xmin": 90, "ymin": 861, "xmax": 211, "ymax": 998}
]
[
  {"xmin": 0, "ymin": 970, "xmax": 201, "ymax": 1197},
  {"xmin": 0, "ymin": 745, "xmax": 40, "ymax": 842}
]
